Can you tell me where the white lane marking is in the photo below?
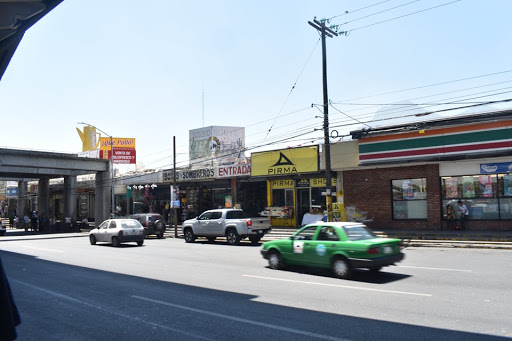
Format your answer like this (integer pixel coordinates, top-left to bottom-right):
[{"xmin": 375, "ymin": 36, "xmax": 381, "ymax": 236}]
[
  {"xmin": 398, "ymin": 265, "xmax": 472, "ymax": 272},
  {"xmin": 22, "ymin": 245, "xmax": 63, "ymax": 252},
  {"xmin": 133, "ymin": 295, "xmax": 352, "ymax": 341},
  {"xmin": 243, "ymin": 275, "xmax": 432, "ymax": 297},
  {"xmin": 13, "ymin": 280, "xmax": 212, "ymax": 340}
]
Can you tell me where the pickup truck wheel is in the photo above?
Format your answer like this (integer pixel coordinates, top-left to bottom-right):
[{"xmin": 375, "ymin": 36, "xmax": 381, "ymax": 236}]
[
  {"xmin": 332, "ymin": 256, "xmax": 352, "ymax": 279},
  {"xmin": 206, "ymin": 237, "xmax": 216, "ymax": 243},
  {"xmin": 268, "ymin": 250, "xmax": 284, "ymax": 270},
  {"xmin": 184, "ymin": 228, "xmax": 196, "ymax": 243},
  {"xmin": 249, "ymin": 235, "xmax": 261, "ymax": 245},
  {"xmin": 226, "ymin": 229, "xmax": 241, "ymax": 245}
]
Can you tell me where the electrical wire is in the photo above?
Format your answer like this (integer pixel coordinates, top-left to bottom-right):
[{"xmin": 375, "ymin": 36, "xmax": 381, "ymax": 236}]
[{"xmin": 347, "ymin": 0, "xmax": 461, "ymax": 32}]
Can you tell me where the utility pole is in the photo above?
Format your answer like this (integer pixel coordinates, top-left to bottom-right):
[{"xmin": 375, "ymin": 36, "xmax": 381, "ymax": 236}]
[
  {"xmin": 308, "ymin": 18, "xmax": 338, "ymax": 222},
  {"xmin": 173, "ymin": 136, "xmax": 178, "ymax": 238}
]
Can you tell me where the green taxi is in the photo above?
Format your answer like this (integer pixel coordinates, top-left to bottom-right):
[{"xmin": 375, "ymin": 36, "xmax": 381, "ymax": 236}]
[{"xmin": 260, "ymin": 222, "xmax": 404, "ymax": 279}]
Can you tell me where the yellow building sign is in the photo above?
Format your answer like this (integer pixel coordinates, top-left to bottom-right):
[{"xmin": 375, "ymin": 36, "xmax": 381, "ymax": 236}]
[
  {"xmin": 311, "ymin": 177, "xmax": 336, "ymax": 187},
  {"xmin": 251, "ymin": 146, "xmax": 319, "ymax": 176},
  {"xmin": 99, "ymin": 137, "xmax": 136, "ymax": 150},
  {"xmin": 271, "ymin": 179, "xmax": 294, "ymax": 189}
]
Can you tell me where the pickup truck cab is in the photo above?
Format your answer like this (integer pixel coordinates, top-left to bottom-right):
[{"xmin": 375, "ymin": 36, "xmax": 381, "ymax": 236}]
[{"xmin": 182, "ymin": 208, "xmax": 271, "ymax": 245}]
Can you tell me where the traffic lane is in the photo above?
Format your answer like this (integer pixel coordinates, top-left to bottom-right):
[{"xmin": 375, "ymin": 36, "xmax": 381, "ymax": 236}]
[
  {"xmin": 2, "ymin": 237, "xmax": 511, "ymax": 337},
  {"xmin": 2, "ymin": 250, "xmax": 505, "ymax": 341},
  {"xmin": 2, "ymin": 238, "xmax": 510, "ymax": 335}
]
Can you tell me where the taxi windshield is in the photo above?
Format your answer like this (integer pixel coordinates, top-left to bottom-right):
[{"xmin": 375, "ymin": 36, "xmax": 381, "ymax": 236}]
[{"xmin": 342, "ymin": 225, "xmax": 376, "ymax": 241}]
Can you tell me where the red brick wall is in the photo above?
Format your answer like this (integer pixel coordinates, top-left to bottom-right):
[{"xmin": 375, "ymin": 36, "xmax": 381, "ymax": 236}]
[
  {"xmin": 342, "ymin": 164, "xmax": 512, "ymax": 231},
  {"xmin": 343, "ymin": 164, "xmax": 441, "ymax": 230}
]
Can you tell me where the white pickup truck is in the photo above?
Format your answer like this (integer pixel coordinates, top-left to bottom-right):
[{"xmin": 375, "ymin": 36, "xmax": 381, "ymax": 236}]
[{"xmin": 182, "ymin": 208, "xmax": 271, "ymax": 245}]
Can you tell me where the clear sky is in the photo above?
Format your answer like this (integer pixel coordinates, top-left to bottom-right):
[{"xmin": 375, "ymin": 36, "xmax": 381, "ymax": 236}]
[{"xmin": 1, "ymin": 0, "xmax": 511, "ymax": 172}]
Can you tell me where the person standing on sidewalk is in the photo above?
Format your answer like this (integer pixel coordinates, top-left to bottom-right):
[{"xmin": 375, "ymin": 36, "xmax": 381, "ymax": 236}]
[{"xmin": 457, "ymin": 200, "xmax": 469, "ymax": 230}]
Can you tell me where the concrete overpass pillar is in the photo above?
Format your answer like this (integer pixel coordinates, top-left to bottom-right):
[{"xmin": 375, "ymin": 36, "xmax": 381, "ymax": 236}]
[
  {"xmin": 63, "ymin": 176, "xmax": 77, "ymax": 223},
  {"xmin": 16, "ymin": 181, "xmax": 28, "ymax": 217},
  {"xmin": 95, "ymin": 171, "xmax": 110, "ymax": 224},
  {"xmin": 38, "ymin": 177, "xmax": 50, "ymax": 219}
]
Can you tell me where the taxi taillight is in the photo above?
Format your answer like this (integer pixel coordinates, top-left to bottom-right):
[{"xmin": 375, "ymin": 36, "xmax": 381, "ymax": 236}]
[
  {"xmin": 368, "ymin": 247, "xmax": 380, "ymax": 254},
  {"xmin": 118, "ymin": 230, "xmax": 123, "ymax": 236}
]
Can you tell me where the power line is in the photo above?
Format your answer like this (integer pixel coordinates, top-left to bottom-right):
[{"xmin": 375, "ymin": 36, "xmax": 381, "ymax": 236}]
[
  {"xmin": 327, "ymin": 0, "xmax": 393, "ymax": 20},
  {"xmin": 348, "ymin": 0, "xmax": 461, "ymax": 32},
  {"xmin": 337, "ymin": 0, "xmax": 421, "ymax": 27},
  {"xmin": 264, "ymin": 38, "xmax": 321, "ymax": 141}
]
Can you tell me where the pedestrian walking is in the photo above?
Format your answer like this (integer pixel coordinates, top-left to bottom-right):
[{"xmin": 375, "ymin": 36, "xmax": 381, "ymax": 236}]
[{"xmin": 457, "ymin": 200, "xmax": 469, "ymax": 230}]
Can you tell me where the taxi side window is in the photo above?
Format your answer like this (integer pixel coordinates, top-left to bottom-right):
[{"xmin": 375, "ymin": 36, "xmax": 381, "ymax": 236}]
[
  {"xmin": 295, "ymin": 226, "xmax": 317, "ymax": 240},
  {"xmin": 317, "ymin": 227, "xmax": 339, "ymax": 241},
  {"xmin": 99, "ymin": 221, "xmax": 109, "ymax": 230},
  {"xmin": 109, "ymin": 221, "xmax": 117, "ymax": 229}
]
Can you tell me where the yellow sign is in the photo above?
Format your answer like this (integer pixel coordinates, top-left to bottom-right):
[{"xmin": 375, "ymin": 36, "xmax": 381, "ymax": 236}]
[
  {"xmin": 271, "ymin": 179, "xmax": 294, "ymax": 189},
  {"xmin": 310, "ymin": 178, "xmax": 336, "ymax": 187},
  {"xmin": 251, "ymin": 146, "xmax": 319, "ymax": 176},
  {"xmin": 76, "ymin": 126, "xmax": 100, "ymax": 152},
  {"xmin": 99, "ymin": 137, "xmax": 136, "ymax": 150}
]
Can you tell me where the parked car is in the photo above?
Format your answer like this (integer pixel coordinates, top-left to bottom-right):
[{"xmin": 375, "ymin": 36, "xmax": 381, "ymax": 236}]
[
  {"xmin": 129, "ymin": 213, "xmax": 166, "ymax": 238},
  {"xmin": 89, "ymin": 219, "xmax": 144, "ymax": 247},
  {"xmin": 260, "ymin": 222, "xmax": 404, "ymax": 279},
  {"xmin": 182, "ymin": 208, "xmax": 271, "ymax": 245}
]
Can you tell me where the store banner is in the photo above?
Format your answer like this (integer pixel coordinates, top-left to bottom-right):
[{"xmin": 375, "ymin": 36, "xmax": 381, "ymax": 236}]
[
  {"xmin": 310, "ymin": 178, "xmax": 336, "ymax": 187},
  {"xmin": 251, "ymin": 146, "xmax": 319, "ymax": 176},
  {"xmin": 101, "ymin": 148, "xmax": 137, "ymax": 164},
  {"xmin": 217, "ymin": 164, "xmax": 251, "ymax": 178},
  {"xmin": 170, "ymin": 185, "xmax": 180, "ymax": 208},
  {"xmin": 480, "ymin": 162, "xmax": 512, "ymax": 174}
]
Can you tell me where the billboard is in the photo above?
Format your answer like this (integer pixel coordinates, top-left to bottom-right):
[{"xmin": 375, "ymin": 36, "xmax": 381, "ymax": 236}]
[
  {"xmin": 76, "ymin": 125, "xmax": 100, "ymax": 152},
  {"xmin": 251, "ymin": 146, "xmax": 319, "ymax": 176},
  {"xmin": 99, "ymin": 137, "xmax": 136, "ymax": 164},
  {"xmin": 189, "ymin": 126, "xmax": 245, "ymax": 165}
]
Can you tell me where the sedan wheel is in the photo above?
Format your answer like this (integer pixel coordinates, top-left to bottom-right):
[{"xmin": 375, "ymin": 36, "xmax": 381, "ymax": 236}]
[
  {"xmin": 332, "ymin": 257, "xmax": 352, "ymax": 279},
  {"xmin": 112, "ymin": 236, "xmax": 120, "ymax": 247},
  {"xmin": 206, "ymin": 237, "xmax": 216, "ymax": 243},
  {"xmin": 184, "ymin": 229, "xmax": 196, "ymax": 243},
  {"xmin": 268, "ymin": 250, "xmax": 284, "ymax": 270},
  {"xmin": 89, "ymin": 235, "xmax": 96, "ymax": 245},
  {"xmin": 137, "ymin": 240, "xmax": 144, "ymax": 246},
  {"xmin": 249, "ymin": 236, "xmax": 261, "ymax": 245}
]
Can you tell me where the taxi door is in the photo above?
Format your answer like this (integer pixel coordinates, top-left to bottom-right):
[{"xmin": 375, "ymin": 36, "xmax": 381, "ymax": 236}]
[{"xmin": 302, "ymin": 226, "xmax": 340, "ymax": 267}]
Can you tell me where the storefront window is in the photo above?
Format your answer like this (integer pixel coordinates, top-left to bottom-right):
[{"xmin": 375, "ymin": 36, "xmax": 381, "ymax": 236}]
[
  {"xmin": 391, "ymin": 178, "xmax": 427, "ymax": 220},
  {"xmin": 272, "ymin": 189, "xmax": 293, "ymax": 207},
  {"xmin": 441, "ymin": 174, "xmax": 510, "ymax": 220}
]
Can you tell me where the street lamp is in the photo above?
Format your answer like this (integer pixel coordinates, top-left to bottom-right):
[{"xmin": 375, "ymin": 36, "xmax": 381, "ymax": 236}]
[{"xmin": 77, "ymin": 122, "xmax": 115, "ymax": 218}]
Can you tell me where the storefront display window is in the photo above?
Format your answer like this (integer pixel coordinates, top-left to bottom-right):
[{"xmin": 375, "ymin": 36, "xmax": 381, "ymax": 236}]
[
  {"xmin": 392, "ymin": 178, "xmax": 427, "ymax": 220},
  {"xmin": 442, "ymin": 174, "xmax": 510, "ymax": 220}
]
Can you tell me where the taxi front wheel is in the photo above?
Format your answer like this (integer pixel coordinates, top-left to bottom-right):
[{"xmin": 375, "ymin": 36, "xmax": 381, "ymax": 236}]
[
  {"xmin": 332, "ymin": 257, "xmax": 352, "ymax": 279},
  {"xmin": 268, "ymin": 250, "xmax": 284, "ymax": 270}
]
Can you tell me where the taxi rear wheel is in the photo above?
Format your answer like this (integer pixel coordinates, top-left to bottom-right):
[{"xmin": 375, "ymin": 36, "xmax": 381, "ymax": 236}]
[
  {"xmin": 268, "ymin": 250, "xmax": 284, "ymax": 270},
  {"xmin": 332, "ymin": 257, "xmax": 352, "ymax": 279}
]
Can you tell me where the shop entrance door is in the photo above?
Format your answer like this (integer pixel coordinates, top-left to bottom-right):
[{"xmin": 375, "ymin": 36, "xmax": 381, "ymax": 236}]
[{"xmin": 297, "ymin": 188, "xmax": 310, "ymax": 226}]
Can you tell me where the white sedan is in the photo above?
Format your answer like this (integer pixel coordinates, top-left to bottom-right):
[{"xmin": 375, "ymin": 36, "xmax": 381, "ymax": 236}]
[{"xmin": 89, "ymin": 219, "xmax": 145, "ymax": 247}]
